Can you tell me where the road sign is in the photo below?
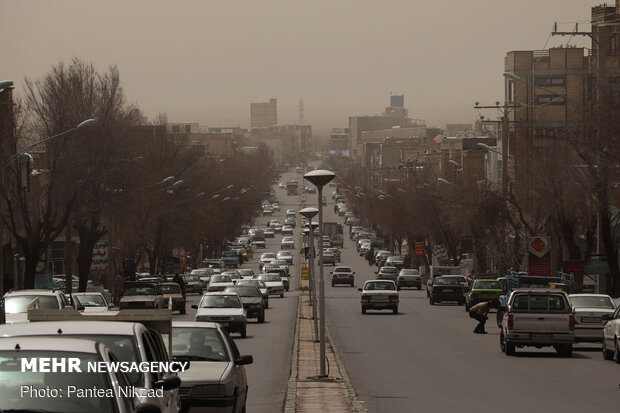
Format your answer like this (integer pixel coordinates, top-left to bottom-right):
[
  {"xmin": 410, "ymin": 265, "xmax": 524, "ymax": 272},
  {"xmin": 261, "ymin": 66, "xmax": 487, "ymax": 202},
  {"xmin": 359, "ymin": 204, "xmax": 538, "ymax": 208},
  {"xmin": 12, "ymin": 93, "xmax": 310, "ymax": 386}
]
[
  {"xmin": 414, "ymin": 242, "xmax": 424, "ymax": 257},
  {"xmin": 301, "ymin": 266, "xmax": 309, "ymax": 280}
]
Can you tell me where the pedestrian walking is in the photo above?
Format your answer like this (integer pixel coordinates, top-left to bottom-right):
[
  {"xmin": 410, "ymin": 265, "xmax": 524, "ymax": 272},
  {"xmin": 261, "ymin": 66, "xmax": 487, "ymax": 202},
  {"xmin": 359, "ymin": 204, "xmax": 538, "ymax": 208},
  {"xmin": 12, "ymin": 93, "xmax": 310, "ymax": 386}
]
[
  {"xmin": 469, "ymin": 301, "xmax": 492, "ymax": 334},
  {"xmin": 174, "ymin": 273, "xmax": 186, "ymax": 298}
]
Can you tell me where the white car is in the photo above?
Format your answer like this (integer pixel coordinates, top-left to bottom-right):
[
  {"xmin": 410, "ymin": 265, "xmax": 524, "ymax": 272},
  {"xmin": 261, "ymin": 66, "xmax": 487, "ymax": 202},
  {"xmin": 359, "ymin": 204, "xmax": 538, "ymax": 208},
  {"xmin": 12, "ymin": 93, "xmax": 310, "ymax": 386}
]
[
  {"xmin": 73, "ymin": 292, "xmax": 113, "ymax": 312},
  {"xmin": 281, "ymin": 225, "xmax": 294, "ymax": 235},
  {"xmin": 603, "ymin": 305, "xmax": 620, "ymax": 362},
  {"xmin": 0, "ymin": 337, "xmax": 141, "ymax": 413},
  {"xmin": 331, "ymin": 266, "xmax": 355, "ymax": 287},
  {"xmin": 2, "ymin": 289, "xmax": 71, "ymax": 323},
  {"xmin": 259, "ymin": 252, "xmax": 276, "ymax": 270},
  {"xmin": 171, "ymin": 321, "xmax": 252, "ymax": 413},
  {"xmin": 237, "ymin": 268, "xmax": 256, "ymax": 280},
  {"xmin": 193, "ymin": 292, "xmax": 247, "ymax": 338},
  {"xmin": 256, "ymin": 273, "xmax": 285, "ymax": 298},
  {"xmin": 276, "ymin": 250, "xmax": 294, "ymax": 265},
  {"xmin": 397, "ymin": 269, "xmax": 422, "ymax": 290},
  {"xmin": 281, "ymin": 236, "xmax": 295, "ymax": 249},
  {"xmin": 359, "ymin": 280, "xmax": 399, "ymax": 314},
  {"xmin": 569, "ymin": 293, "xmax": 616, "ymax": 343},
  {"xmin": 207, "ymin": 274, "xmax": 235, "ymax": 292}
]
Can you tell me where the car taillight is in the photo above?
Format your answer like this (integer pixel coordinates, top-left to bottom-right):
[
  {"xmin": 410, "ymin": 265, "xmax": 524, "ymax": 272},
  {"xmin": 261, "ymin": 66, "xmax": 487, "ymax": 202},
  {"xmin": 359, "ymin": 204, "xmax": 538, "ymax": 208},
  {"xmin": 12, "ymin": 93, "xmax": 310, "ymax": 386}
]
[
  {"xmin": 569, "ymin": 315, "xmax": 577, "ymax": 330},
  {"xmin": 432, "ymin": 287, "xmax": 439, "ymax": 293},
  {"xmin": 349, "ymin": 274, "xmax": 354, "ymax": 278},
  {"xmin": 389, "ymin": 295, "xmax": 399, "ymax": 301},
  {"xmin": 472, "ymin": 293, "xmax": 478, "ymax": 298},
  {"xmin": 507, "ymin": 314, "xmax": 513, "ymax": 330},
  {"xmin": 398, "ymin": 277, "xmax": 404, "ymax": 280},
  {"xmin": 361, "ymin": 295, "xmax": 370, "ymax": 301},
  {"xmin": 332, "ymin": 274, "xmax": 336, "ymax": 279}
]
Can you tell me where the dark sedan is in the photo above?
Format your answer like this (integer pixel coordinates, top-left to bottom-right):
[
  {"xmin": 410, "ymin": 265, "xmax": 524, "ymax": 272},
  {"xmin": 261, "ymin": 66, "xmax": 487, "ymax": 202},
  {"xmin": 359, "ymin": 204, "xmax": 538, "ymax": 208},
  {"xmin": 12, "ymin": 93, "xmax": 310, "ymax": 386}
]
[{"xmin": 429, "ymin": 276, "xmax": 465, "ymax": 305}]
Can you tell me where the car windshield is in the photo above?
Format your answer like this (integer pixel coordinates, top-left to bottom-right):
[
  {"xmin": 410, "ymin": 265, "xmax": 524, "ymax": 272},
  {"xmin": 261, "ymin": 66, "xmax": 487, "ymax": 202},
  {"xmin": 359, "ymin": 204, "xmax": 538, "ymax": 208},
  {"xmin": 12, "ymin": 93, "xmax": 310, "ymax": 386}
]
[
  {"xmin": 191, "ymin": 269, "xmax": 209, "ymax": 276},
  {"xmin": 200, "ymin": 295, "xmax": 242, "ymax": 308},
  {"xmin": 211, "ymin": 275, "xmax": 232, "ymax": 283},
  {"xmin": 258, "ymin": 274, "xmax": 281, "ymax": 282},
  {"xmin": 224, "ymin": 286, "xmax": 261, "ymax": 297},
  {"xmin": 335, "ymin": 267, "xmax": 352, "ymax": 273},
  {"xmin": 400, "ymin": 270, "xmax": 419, "ymax": 275},
  {"xmin": 222, "ymin": 251, "xmax": 237, "ymax": 257},
  {"xmin": 381, "ymin": 267, "xmax": 397, "ymax": 273},
  {"xmin": 570, "ymin": 295, "xmax": 614, "ymax": 309},
  {"xmin": 160, "ymin": 284, "xmax": 182, "ymax": 294},
  {"xmin": 434, "ymin": 277, "xmax": 461, "ymax": 286},
  {"xmin": 123, "ymin": 286, "xmax": 156, "ymax": 295},
  {"xmin": 74, "ymin": 294, "xmax": 106, "ymax": 307},
  {"xmin": 365, "ymin": 282, "xmax": 396, "ymax": 291},
  {"xmin": 170, "ymin": 327, "xmax": 230, "ymax": 362},
  {"xmin": 473, "ymin": 280, "xmax": 502, "ymax": 289},
  {"xmin": 238, "ymin": 269, "xmax": 254, "ymax": 276},
  {"xmin": 261, "ymin": 254, "xmax": 275, "ymax": 260},
  {"xmin": 185, "ymin": 275, "xmax": 200, "ymax": 282},
  {"xmin": 388, "ymin": 256, "xmax": 402, "ymax": 261},
  {"xmin": 0, "ymin": 350, "xmax": 116, "ymax": 412},
  {"xmin": 4, "ymin": 296, "xmax": 60, "ymax": 313}
]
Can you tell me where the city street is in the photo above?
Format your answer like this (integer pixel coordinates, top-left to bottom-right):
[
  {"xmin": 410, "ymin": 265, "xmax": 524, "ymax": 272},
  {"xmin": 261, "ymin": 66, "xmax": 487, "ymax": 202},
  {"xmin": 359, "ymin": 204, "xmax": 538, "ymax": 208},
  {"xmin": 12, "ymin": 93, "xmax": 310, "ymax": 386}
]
[{"xmin": 320, "ymin": 203, "xmax": 619, "ymax": 413}]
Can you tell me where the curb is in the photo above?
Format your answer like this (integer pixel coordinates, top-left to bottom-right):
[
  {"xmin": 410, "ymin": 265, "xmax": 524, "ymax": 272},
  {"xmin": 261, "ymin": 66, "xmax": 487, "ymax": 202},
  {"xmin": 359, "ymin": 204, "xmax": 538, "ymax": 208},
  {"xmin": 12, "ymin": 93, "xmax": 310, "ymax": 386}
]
[
  {"xmin": 284, "ymin": 294, "xmax": 301, "ymax": 413},
  {"xmin": 326, "ymin": 327, "xmax": 368, "ymax": 413}
]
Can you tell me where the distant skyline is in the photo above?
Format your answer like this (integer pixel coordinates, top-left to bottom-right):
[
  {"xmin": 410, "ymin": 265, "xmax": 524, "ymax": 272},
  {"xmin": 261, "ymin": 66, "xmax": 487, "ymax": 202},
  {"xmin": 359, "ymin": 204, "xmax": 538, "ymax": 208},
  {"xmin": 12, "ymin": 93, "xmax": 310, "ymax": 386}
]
[{"xmin": 2, "ymin": 0, "xmax": 596, "ymax": 135}]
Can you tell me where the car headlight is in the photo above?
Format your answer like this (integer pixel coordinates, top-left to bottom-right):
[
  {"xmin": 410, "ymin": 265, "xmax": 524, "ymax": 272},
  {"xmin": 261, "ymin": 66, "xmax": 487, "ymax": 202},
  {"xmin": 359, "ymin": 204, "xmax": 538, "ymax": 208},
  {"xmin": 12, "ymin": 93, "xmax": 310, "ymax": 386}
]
[{"xmin": 196, "ymin": 315, "xmax": 211, "ymax": 321}]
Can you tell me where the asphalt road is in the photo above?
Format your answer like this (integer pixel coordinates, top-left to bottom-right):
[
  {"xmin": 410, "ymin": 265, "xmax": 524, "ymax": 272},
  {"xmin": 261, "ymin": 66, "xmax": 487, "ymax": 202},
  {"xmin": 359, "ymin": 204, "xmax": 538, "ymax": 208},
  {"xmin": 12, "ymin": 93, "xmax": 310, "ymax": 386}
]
[
  {"xmin": 320, "ymin": 202, "xmax": 619, "ymax": 413},
  {"xmin": 176, "ymin": 170, "xmax": 302, "ymax": 413}
]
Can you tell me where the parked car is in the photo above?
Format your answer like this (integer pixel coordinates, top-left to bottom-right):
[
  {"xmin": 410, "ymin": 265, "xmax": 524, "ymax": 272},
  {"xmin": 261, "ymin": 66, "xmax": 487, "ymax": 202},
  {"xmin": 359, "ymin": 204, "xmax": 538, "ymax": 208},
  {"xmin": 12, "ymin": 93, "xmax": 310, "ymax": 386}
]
[
  {"xmin": 224, "ymin": 285, "xmax": 266, "ymax": 323},
  {"xmin": 170, "ymin": 321, "xmax": 252, "ymax": 413},
  {"xmin": 160, "ymin": 282, "xmax": 187, "ymax": 314},
  {"xmin": 429, "ymin": 276, "xmax": 465, "ymax": 305},
  {"xmin": 569, "ymin": 293, "xmax": 616, "ymax": 343},
  {"xmin": 193, "ymin": 292, "xmax": 248, "ymax": 337},
  {"xmin": 359, "ymin": 280, "xmax": 399, "ymax": 314},
  {"xmin": 331, "ymin": 266, "xmax": 355, "ymax": 287},
  {"xmin": 276, "ymin": 250, "xmax": 294, "ymax": 265},
  {"xmin": 396, "ymin": 269, "xmax": 421, "ymax": 290}
]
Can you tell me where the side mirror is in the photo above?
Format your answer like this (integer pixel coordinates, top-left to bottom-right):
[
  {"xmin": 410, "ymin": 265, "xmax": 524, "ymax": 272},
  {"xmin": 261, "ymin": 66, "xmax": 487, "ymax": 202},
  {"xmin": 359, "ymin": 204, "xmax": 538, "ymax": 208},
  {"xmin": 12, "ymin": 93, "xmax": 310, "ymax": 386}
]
[
  {"xmin": 154, "ymin": 375, "xmax": 181, "ymax": 391},
  {"xmin": 191, "ymin": 305, "xmax": 198, "ymax": 309},
  {"xmin": 358, "ymin": 288, "xmax": 363, "ymax": 291},
  {"xmin": 374, "ymin": 272, "xmax": 377, "ymax": 274},
  {"xmin": 108, "ymin": 303, "xmax": 115, "ymax": 308},
  {"xmin": 235, "ymin": 355, "xmax": 253, "ymax": 366}
]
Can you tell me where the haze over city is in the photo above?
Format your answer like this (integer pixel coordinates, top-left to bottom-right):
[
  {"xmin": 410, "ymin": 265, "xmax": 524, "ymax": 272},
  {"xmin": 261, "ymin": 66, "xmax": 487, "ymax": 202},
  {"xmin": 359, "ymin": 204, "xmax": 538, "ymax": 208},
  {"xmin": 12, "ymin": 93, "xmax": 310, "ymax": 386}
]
[{"xmin": 2, "ymin": 0, "xmax": 595, "ymax": 134}]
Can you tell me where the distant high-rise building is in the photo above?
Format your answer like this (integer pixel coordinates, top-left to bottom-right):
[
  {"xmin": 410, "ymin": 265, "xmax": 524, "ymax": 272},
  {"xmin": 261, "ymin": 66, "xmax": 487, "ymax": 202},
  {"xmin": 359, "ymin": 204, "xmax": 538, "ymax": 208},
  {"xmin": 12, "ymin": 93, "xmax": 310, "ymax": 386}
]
[
  {"xmin": 251, "ymin": 98, "xmax": 277, "ymax": 128},
  {"xmin": 390, "ymin": 94, "xmax": 404, "ymax": 108}
]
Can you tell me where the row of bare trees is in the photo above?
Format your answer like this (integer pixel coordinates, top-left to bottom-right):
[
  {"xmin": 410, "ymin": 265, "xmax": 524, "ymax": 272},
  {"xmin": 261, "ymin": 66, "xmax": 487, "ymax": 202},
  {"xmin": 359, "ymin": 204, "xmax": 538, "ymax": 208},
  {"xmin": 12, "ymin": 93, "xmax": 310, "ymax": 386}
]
[
  {"xmin": 330, "ymin": 124, "xmax": 620, "ymax": 296},
  {"xmin": 1, "ymin": 58, "xmax": 274, "ymax": 291}
]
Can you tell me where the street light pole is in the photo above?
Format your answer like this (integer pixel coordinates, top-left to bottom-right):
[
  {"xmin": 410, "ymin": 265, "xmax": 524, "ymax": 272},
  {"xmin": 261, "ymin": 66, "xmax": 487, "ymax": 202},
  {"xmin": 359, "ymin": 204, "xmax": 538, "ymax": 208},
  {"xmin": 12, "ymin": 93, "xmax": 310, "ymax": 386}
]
[
  {"xmin": 300, "ymin": 207, "xmax": 319, "ymax": 341},
  {"xmin": 304, "ymin": 169, "xmax": 335, "ymax": 378}
]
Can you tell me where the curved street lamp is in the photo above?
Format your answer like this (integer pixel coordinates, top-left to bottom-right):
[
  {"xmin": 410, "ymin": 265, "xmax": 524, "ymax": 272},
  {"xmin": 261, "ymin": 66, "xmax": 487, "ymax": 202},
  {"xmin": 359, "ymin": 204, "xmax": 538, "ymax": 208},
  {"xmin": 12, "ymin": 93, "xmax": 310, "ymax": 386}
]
[{"xmin": 299, "ymin": 207, "xmax": 319, "ymax": 341}]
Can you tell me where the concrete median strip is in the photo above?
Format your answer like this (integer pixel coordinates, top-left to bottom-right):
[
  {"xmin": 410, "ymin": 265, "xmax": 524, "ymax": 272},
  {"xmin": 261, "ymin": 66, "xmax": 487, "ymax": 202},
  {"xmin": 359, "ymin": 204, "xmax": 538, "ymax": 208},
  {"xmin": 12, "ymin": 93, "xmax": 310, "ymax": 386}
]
[{"xmin": 284, "ymin": 284, "xmax": 367, "ymax": 412}]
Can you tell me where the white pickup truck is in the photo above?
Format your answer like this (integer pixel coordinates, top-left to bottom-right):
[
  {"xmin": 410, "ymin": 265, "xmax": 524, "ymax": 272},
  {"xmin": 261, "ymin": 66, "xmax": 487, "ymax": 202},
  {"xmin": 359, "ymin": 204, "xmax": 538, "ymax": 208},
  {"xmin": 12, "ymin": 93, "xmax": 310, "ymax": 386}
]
[{"xmin": 500, "ymin": 289, "xmax": 576, "ymax": 357}]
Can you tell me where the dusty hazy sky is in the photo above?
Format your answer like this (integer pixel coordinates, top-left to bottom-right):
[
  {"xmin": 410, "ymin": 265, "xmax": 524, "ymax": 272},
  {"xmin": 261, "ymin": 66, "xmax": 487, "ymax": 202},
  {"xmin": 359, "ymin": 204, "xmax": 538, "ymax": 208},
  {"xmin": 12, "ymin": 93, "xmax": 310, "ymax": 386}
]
[{"xmin": 2, "ymin": 0, "xmax": 596, "ymax": 134}]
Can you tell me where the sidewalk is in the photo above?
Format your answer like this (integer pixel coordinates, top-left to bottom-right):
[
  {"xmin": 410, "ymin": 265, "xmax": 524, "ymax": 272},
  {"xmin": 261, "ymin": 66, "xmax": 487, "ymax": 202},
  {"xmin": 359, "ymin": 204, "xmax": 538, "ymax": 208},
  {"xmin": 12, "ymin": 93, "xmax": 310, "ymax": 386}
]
[{"xmin": 284, "ymin": 280, "xmax": 366, "ymax": 413}]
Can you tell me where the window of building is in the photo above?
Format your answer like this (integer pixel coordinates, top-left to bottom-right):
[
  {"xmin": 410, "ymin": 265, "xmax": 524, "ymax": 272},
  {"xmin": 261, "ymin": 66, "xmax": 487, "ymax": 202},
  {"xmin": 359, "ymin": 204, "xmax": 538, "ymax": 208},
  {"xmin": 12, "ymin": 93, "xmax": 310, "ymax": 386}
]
[
  {"xmin": 534, "ymin": 127, "xmax": 566, "ymax": 139},
  {"xmin": 171, "ymin": 125, "xmax": 180, "ymax": 133},
  {"xmin": 535, "ymin": 75, "xmax": 566, "ymax": 87},
  {"xmin": 508, "ymin": 80, "xmax": 515, "ymax": 103},
  {"xmin": 535, "ymin": 95, "xmax": 566, "ymax": 105}
]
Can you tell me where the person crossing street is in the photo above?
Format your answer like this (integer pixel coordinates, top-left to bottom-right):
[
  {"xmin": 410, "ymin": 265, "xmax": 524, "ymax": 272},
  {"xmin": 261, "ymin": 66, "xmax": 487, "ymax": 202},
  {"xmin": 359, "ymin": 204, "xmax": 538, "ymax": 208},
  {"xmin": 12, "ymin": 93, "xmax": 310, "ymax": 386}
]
[{"xmin": 469, "ymin": 300, "xmax": 492, "ymax": 334}]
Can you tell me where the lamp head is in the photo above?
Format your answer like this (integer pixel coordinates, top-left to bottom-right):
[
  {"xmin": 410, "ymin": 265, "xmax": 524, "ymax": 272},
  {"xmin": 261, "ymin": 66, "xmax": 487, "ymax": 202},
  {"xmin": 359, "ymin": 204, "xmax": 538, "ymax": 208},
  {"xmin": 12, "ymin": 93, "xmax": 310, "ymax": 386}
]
[
  {"xmin": 299, "ymin": 207, "xmax": 319, "ymax": 219},
  {"xmin": 304, "ymin": 169, "xmax": 335, "ymax": 188}
]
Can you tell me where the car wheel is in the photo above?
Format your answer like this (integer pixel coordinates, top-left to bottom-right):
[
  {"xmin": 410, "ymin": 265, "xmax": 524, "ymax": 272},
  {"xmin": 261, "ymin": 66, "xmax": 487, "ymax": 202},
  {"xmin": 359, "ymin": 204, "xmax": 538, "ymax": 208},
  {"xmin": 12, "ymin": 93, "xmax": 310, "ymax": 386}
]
[
  {"xmin": 362, "ymin": 307, "xmax": 366, "ymax": 314},
  {"xmin": 602, "ymin": 342, "xmax": 614, "ymax": 360},
  {"xmin": 265, "ymin": 300, "xmax": 269, "ymax": 309},
  {"xmin": 556, "ymin": 344, "xmax": 573, "ymax": 357},
  {"xmin": 392, "ymin": 307, "xmax": 398, "ymax": 315},
  {"xmin": 426, "ymin": 289, "xmax": 430, "ymax": 297},
  {"xmin": 429, "ymin": 297, "xmax": 434, "ymax": 305},
  {"xmin": 180, "ymin": 305, "xmax": 186, "ymax": 315},
  {"xmin": 280, "ymin": 293, "xmax": 284, "ymax": 298},
  {"xmin": 240, "ymin": 326, "xmax": 247, "ymax": 338},
  {"xmin": 258, "ymin": 310, "xmax": 265, "ymax": 323},
  {"xmin": 464, "ymin": 302, "xmax": 469, "ymax": 311},
  {"xmin": 500, "ymin": 332, "xmax": 515, "ymax": 355},
  {"xmin": 615, "ymin": 338, "xmax": 620, "ymax": 364},
  {"xmin": 331, "ymin": 282, "xmax": 335, "ymax": 287},
  {"xmin": 417, "ymin": 285, "xmax": 421, "ymax": 290}
]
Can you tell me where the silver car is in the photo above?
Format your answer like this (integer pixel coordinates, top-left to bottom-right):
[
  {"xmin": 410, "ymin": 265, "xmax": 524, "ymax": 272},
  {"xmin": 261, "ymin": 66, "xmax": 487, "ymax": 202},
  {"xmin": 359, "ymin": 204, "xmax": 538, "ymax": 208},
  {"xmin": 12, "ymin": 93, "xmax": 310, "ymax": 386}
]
[{"xmin": 170, "ymin": 321, "xmax": 253, "ymax": 413}]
